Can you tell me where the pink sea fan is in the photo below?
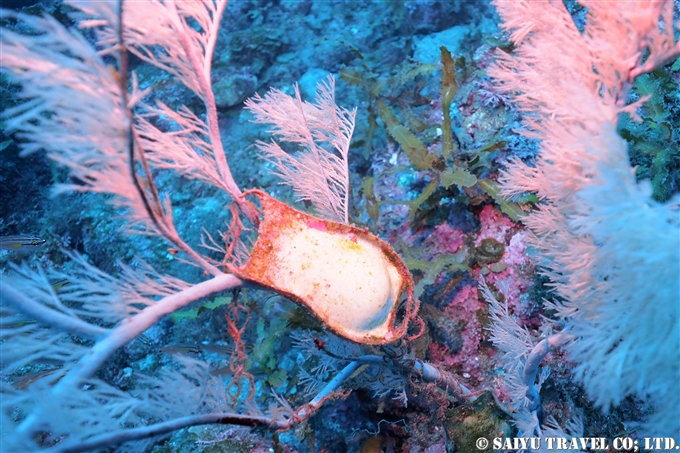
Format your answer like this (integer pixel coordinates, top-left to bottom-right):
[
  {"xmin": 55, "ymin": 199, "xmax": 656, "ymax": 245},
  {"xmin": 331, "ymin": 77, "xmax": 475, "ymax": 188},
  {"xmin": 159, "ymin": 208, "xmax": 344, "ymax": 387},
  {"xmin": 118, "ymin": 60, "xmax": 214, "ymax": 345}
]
[{"xmin": 245, "ymin": 76, "xmax": 356, "ymax": 224}]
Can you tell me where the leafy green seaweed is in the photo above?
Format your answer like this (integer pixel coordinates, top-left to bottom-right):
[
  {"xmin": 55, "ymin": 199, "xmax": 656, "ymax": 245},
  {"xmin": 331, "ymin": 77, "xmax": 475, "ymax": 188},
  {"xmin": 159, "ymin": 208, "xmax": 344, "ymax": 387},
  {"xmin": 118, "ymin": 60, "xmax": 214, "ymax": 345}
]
[
  {"xmin": 170, "ymin": 296, "xmax": 231, "ymax": 323},
  {"xmin": 619, "ymin": 68, "xmax": 680, "ymax": 202}
]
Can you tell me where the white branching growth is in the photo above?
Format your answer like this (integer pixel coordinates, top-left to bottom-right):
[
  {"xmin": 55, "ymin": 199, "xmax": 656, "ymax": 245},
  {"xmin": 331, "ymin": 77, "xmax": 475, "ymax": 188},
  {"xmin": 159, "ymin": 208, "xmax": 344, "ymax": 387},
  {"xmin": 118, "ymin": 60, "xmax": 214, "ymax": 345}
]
[
  {"xmin": 80, "ymin": 0, "xmax": 226, "ymax": 100},
  {"xmin": 7, "ymin": 254, "xmax": 129, "ymax": 325},
  {"xmin": 530, "ymin": 416, "xmax": 586, "ymax": 453},
  {"xmin": 0, "ymin": 11, "xmax": 144, "ymax": 223},
  {"xmin": 490, "ymin": 0, "xmax": 680, "ymax": 438},
  {"xmin": 0, "ymin": 249, "xmax": 242, "ymax": 450},
  {"xmin": 0, "ymin": 1, "xmax": 250, "ymax": 450},
  {"xmin": 1, "ymin": 0, "xmax": 239, "ymax": 241},
  {"xmin": 135, "ymin": 103, "xmax": 228, "ymax": 188},
  {"xmin": 245, "ymin": 76, "xmax": 355, "ymax": 223},
  {"xmin": 5, "ymin": 0, "xmax": 238, "ymax": 278},
  {"xmin": 72, "ymin": 0, "xmax": 240, "ymax": 199},
  {"xmin": 480, "ymin": 278, "xmax": 538, "ymax": 435},
  {"xmin": 291, "ymin": 329, "xmax": 363, "ymax": 395},
  {"xmin": 0, "ymin": 306, "xmax": 93, "ymax": 373},
  {"xmin": 0, "ymin": 266, "xmax": 243, "ymax": 451},
  {"xmin": 0, "ymin": 0, "xmax": 368, "ymax": 448},
  {"xmin": 1, "ymin": 376, "xmax": 155, "ymax": 453},
  {"xmin": 291, "ymin": 330, "xmax": 409, "ymax": 403},
  {"xmin": 482, "ymin": 278, "xmax": 580, "ymax": 442},
  {"xmin": 135, "ymin": 355, "xmax": 230, "ymax": 419}
]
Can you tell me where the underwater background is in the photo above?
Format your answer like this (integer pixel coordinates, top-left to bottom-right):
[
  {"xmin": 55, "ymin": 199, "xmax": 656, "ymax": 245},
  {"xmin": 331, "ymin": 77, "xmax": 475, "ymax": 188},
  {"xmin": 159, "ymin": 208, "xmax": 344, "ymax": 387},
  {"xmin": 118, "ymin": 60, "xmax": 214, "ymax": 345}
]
[{"xmin": 1, "ymin": 0, "xmax": 679, "ymax": 452}]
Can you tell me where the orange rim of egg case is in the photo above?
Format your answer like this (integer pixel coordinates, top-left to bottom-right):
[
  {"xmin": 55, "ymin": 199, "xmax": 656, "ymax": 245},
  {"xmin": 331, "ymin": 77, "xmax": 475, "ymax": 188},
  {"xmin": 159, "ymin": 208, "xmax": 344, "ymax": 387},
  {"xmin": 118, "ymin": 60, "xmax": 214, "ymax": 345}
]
[{"xmin": 231, "ymin": 190, "xmax": 421, "ymax": 345}]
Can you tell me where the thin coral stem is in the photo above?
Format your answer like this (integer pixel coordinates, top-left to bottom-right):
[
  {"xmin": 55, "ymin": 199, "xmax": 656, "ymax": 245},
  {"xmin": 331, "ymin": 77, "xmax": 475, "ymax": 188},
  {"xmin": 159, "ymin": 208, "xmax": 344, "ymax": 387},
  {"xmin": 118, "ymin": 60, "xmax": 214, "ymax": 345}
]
[
  {"xmin": 165, "ymin": 0, "xmax": 242, "ymax": 201},
  {"xmin": 42, "ymin": 413, "xmax": 286, "ymax": 453},
  {"xmin": 0, "ymin": 282, "xmax": 108, "ymax": 340}
]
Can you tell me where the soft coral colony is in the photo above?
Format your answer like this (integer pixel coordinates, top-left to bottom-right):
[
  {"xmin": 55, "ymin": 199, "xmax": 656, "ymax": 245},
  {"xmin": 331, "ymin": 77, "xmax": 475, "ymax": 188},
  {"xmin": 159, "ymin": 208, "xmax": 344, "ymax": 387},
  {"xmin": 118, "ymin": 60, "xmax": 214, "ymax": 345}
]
[{"xmin": 0, "ymin": 1, "xmax": 678, "ymax": 452}]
